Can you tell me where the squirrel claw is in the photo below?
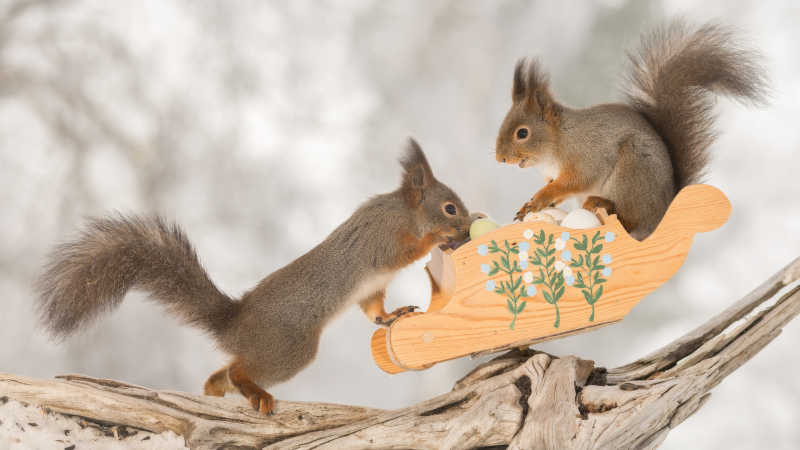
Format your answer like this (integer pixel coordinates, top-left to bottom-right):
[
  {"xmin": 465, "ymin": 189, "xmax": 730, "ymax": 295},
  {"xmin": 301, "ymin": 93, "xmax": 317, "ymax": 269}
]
[
  {"xmin": 248, "ymin": 391, "xmax": 275, "ymax": 415},
  {"xmin": 375, "ymin": 305, "xmax": 419, "ymax": 326}
]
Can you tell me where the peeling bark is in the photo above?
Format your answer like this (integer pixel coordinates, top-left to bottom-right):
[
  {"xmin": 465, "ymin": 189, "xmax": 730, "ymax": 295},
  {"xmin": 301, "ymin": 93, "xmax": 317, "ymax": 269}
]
[{"xmin": 2, "ymin": 257, "xmax": 799, "ymax": 449}]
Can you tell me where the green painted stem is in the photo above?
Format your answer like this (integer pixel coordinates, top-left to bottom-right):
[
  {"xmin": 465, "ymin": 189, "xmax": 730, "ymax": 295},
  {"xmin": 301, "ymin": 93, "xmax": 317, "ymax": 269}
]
[{"xmin": 554, "ymin": 304, "xmax": 560, "ymax": 328}]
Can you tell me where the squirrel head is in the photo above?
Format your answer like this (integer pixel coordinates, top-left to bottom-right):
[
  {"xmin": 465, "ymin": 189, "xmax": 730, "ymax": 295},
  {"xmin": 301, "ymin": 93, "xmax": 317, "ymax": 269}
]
[
  {"xmin": 495, "ymin": 59, "xmax": 562, "ymax": 169},
  {"xmin": 399, "ymin": 138, "xmax": 471, "ymax": 245}
]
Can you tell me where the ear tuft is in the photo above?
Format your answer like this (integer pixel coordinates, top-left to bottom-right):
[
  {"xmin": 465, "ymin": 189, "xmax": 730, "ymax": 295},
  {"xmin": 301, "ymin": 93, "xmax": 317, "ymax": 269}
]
[
  {"xmin": 512, "ymin": 58, "xmax": 527, "ymax": 102},
  {"xmin": 400, "ymin": 138, "xmax": 434, "ymax": 207},
  {"xmin": 519, "ymin": 59, "xmax": 560, "ymax": 124}
]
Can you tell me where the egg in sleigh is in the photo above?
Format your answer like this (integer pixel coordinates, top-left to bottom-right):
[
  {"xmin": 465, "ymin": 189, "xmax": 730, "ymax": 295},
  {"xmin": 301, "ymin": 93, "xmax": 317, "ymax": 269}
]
[{"xmin": 371, "ymin": 184, "xmax": 731, "ymax": 373}]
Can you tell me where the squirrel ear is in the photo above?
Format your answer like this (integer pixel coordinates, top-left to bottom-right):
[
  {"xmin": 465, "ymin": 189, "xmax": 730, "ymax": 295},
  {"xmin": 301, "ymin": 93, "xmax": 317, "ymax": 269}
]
[
  {"xmin": 400, "ymin": 138, "xmax": 434, "ymax": 207},
  {"xmin": 512, "ymin": 59, "xmax": 527, "ymax": 103},
  {"xmin": 522, "ymin": 60, "xmax": 561, "ymax": 124}
]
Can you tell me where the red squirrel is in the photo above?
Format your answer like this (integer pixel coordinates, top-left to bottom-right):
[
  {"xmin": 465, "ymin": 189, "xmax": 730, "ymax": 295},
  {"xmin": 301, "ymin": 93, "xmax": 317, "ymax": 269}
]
[
  {"xmin": 36, "ymin": 139, "xmax": 472, "ymax": 414},
  {"xmin": 495, "ymin": 20, "xmax": 767, "ymax": 239}
]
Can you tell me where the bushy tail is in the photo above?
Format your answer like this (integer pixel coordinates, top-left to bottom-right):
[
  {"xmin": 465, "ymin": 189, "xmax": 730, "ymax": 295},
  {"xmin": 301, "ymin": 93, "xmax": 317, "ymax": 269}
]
[
  {"xmin": 36, "ymin": 215, "xmax": 238, "ymax": 340},
  {"xmin": 625, "ymin": 19, "xmax": 768, "ymax": 189}
]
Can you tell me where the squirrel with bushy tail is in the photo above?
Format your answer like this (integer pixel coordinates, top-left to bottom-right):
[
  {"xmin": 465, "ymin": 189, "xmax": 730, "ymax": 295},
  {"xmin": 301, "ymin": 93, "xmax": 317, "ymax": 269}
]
[
  {"xmin": 36, "ymin": 139, "xmax": 474, "ymax": 414},
  {"xmin": 496, "ymin": 20, "xmax": 768, "ymax": 239}
]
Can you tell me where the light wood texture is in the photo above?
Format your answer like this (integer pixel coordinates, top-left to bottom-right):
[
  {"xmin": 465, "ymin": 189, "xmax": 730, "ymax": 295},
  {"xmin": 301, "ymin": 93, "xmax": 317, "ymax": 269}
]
[
  {"xmin": 373, "ymin": 184, "xmax": 731, "ymax": 372},
  {"xmin": 2, "ymin": 257, "xmax": 798, "ymax": 448}
]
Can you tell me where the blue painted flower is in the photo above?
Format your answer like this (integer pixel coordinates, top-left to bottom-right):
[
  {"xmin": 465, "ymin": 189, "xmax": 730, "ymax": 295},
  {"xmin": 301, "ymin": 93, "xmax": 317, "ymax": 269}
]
[
  {"xmin": 605, "ymin": 231, "xmax": 615, "ymax": 242},
  {"xmin": 486, "ymin": 280, "xmax": 496, "ymax": 291},
  {"xmin": 561, "ymin": 231, "xmax": 570, "ymax": 241},
  {"xmin": 601, "ymin": 254, "xmax": 612, "ymax": 264},
  {"xmin": 565, "ymin": 274, "xmax": 575, "ymax": 286},
  {"xmin": 561, "ymin": 250, "xmax": 572, "ymax": 262},
  {"xmin": 518, "ymin": 241, "xmax": 530, "ymax": 252},
  {"xmin": 477, "ymin": 244, "xmax": 488, "ymax": 256},
  {"xmin": 602, "ymin": 267, "xmax": 612, "ymax": 277},
  {"xmin": 480, "ymin": 263, "xmax": 490, "ymax": 274},
  {"xmin": 520, "ymin": 259, "xmax": 529, "ymax": 269},
  {"xmin": 526, "ymin": 285, "xmax": 537, "ymax": 296}
]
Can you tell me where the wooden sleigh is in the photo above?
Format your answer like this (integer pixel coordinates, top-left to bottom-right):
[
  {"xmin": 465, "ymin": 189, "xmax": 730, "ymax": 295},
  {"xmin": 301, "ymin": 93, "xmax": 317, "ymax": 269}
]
[{"xmin": 371, "ymin": 184, "xmax": 731, "ymax": 374}]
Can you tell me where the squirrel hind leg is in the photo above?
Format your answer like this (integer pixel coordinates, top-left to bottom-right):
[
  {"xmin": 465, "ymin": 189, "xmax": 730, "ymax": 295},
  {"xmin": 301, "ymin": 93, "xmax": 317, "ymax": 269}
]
[
  {"xmin": 203, "ymin": 364, "xmax": 234, "ymax": 397},
  {"xmin": 228, "ymin": 359, "xmax": 275, "ymax": 415}
]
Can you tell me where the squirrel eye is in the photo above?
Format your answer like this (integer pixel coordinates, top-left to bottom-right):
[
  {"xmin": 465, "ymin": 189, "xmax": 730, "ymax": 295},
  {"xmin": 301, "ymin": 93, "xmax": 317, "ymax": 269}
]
[
  {"xmin": 443, "ymin": 203, "xmax": 457, "ymax": 216},
  {"xmin": 515, "ymin": 127, "xmax": 529, "ymax": 140}
]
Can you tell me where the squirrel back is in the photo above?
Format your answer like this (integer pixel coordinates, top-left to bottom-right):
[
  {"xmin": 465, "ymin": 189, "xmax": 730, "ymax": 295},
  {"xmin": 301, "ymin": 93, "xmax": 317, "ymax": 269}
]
[{"xmin": 624, "ymin": 20, "xmax": 768, "ymax": 189}]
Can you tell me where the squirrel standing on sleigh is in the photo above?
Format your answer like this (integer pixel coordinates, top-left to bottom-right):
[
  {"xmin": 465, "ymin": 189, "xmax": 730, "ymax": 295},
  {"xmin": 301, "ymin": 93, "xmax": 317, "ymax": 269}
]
[{"xmin": 495, "ymin": 20, "xmax": 767, "ymax": 239}]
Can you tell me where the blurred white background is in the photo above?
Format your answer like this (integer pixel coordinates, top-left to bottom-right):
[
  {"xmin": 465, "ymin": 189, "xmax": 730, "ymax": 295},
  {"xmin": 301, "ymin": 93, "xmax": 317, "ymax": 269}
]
[{"xmin": 1, "ymin": 0, "xmax": 798, "ymax": 448}]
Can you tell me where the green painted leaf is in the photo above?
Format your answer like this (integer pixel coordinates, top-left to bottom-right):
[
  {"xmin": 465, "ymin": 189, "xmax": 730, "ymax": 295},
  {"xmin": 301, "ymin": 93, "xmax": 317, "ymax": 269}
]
[
  {"xmin": 582, "ymin": 290, "xmax": 593, "ymax": 303},
  {"xmin": 507, "ymin": 299, "xmax": 515, "ymax": 313},
  {"xmin": 517, "ymin": 301, "xmax": 527, "ymax": 314},
  {"xmin": 595, "ymin": 285, "xmax": 604, "ymax": 301},
  {"xmin": 596, "ymin": 277, "xmax": 607, "ymax": 284},
  {"xmin": 555, "ymin": 285, "xmax": 564, "ymax": 300},
  {"xmin": 546, "ymin": 257, "xmax": 555, "ymax": 267},
  {"xmin": 543, "ymin": 291, "xmax": 553, "ymax": 303},
  {"xmin": 488, "ymin": 267, "xmax": 500, "ymax": 276},
  {"xmin": 592, "ymin": 230, "xmax": 601, "ymax": 245},
  {"xmin": 591, "ymin": 244, "xmax": 603, "ymax": 253}
]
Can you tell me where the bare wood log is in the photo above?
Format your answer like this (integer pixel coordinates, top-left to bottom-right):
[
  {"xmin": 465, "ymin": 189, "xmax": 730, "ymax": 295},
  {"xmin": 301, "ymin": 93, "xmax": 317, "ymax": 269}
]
[{"xmin": 2, "ymin": 257, "xmax": 799, "ymax": 449}]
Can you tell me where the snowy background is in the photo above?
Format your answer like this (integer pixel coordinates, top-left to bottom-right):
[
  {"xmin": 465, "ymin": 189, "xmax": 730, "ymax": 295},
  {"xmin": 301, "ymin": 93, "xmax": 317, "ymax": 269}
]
[{"xmin": 1, "ymin": 0, "xmax": 798, "ymax": 448}]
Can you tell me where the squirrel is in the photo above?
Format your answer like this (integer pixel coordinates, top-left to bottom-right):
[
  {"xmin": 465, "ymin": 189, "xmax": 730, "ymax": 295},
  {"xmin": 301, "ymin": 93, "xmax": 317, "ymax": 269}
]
[
  {"xmin": 35, "ymin": 138, "xmax": 473, "ymax": 415},
  {"xmin": 495, "ymin": 20, "xmax": 767, "ymax": 239}
]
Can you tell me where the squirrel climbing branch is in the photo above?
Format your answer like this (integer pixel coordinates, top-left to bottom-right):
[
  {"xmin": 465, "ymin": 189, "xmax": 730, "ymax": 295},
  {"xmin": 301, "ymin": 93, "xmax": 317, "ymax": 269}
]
[{"xmin": 2, "ymin": 257, "xmax": 800, "ymax": 449}]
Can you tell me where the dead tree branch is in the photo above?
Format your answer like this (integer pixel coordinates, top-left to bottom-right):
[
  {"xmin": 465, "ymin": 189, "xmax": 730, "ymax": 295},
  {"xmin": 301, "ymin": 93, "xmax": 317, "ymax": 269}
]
[{"xmin": 2, "ymin": 257, "xmax": 799, "ymax": 449}]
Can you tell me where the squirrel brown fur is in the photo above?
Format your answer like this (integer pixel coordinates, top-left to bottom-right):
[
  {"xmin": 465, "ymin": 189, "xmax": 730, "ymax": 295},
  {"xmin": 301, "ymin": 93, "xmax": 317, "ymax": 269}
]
[
  {"xmin": 495, "ymin": 20, "xmax": 767, "ymax": 239},
  {"xmin": 36, "ymin": 138, "xmax": 472, "ymax": 415}
]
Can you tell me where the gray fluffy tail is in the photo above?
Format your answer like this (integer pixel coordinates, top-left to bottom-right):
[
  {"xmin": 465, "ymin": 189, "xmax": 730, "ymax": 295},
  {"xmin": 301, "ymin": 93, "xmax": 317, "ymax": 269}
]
[
  {"xmin": 625, "ymin": 19, "xmax": 768, "ymax": 189},
  {"xmin": 36, "ymin": 215, "xmax": 238, "ymax": 340}
]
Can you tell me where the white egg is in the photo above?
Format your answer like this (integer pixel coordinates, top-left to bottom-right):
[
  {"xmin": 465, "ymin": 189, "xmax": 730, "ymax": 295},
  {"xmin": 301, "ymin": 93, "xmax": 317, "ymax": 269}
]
[
  {"xmin": 540, "ymin": 207, "xmax": 568, "ymax": 223},
  {"xmin": 560, "ymin": 208, "xmax": 601, "ymax": 229}
]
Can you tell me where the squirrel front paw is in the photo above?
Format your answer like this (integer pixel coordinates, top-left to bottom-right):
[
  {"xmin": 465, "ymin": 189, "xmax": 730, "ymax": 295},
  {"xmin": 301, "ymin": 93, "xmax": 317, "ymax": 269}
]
[
  {"xmin": 515, "ymin": 195, "xmax": 556, "ymax": 222},
  {"xmin": 374, "ymin": 305, "xmax": 418, "ymax": 326}
]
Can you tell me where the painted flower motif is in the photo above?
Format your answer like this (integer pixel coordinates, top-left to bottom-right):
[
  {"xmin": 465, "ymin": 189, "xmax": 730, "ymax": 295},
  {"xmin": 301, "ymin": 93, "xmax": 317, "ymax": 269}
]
[
  {"xmin": 526, "ymin": 285, "xmax": 537, "ymax": 296},
  {"xmin": 561, "ymin": 250, "xmax": 572, "ymax": 262},
  {"xmin": 518, "ymin": 250, "xmax": 529, "ymax": 261},
  {"xmin": 520, "ymin": 259, "xmax": 529, "ymax": 270},
  {"xmin": 601, "ymin": 254, "xmax": 612, "ymax": 264},
  {"xmin": 518, "ymin": 241, "xmax": 530, "ymax": 252},
  {"xmin": 602, "ymin": 267, "xmax": 612, "ymax": 277},
  {"xmin": 562, "ymin": 267, "xmax": 573, "ymax": 278},
  {"xmin": 523, "ymin": 271, "xmax": 534, "ymax": 283},
  {"xmin": 477, "ymin": 244, "xmax": 488, "ymax": 256},
  {"xmin": 605, "ymin": 231, "xmax": 615, "ymax": 242},
  {"xmin": 561, "ymin": 231, "xmax": 570, "ymax": 241},
  {"xmin": 480, "ymin": 263, "xmax": 490, "ymax": 274},
  {"xmin": 565, "ymin": 274, "xmax": 575, "ymax": 286},
  {"xmin": 555, "ymin": 238, "xmax": 566, "ymax": 250},
  {"xmin": 555, "ymin": 261, "xmax": 565, "ymax": 272},
  {"xmin": 523, "ymin": 229, "xmax": 534, "ymax": 240},
  {"xmin": 486, "ymin": 280, "xmax": 496, "ymax": 291}
]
